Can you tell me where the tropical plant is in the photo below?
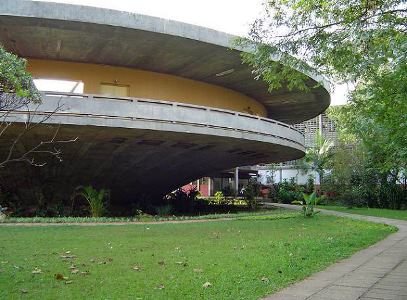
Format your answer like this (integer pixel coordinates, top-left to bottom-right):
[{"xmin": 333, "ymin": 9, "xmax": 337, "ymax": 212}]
[
  {"xmin": 79, "ymin": 186, "xmax": 109, "ymax": 217},
  {"xmin": 299, "ymin": 132, "xmax": 334, "ymax": 191},
  {"xmin": 301, "ymin": 192, "xmax": 321, "ymax": 218}
]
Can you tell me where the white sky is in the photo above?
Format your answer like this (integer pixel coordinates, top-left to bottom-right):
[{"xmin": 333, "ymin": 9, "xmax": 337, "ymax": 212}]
[{"xmin": 35, "ymin": 0, "xmax": 347, "ymax": 105}]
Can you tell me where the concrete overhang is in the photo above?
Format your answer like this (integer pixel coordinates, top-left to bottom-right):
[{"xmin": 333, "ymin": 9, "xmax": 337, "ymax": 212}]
[
  {"xmin": 1, "ymin": 92, "xmax": 304, "ymax": 201},
  {"xmin": 0, "ymin": 0, "xmax": 330, "ymax": 124}
]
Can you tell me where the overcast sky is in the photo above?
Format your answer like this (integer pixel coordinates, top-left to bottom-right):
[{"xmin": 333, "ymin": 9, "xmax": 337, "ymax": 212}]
[{"xmin": 36, "ymin": 0, "xmax": 347, "ymax": 105}]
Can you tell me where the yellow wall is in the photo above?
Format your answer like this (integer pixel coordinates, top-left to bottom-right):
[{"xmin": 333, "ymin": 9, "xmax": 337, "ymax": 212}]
[{"xmin": 27, "ymin": 59, "xmax": 267, "ymax": 116}]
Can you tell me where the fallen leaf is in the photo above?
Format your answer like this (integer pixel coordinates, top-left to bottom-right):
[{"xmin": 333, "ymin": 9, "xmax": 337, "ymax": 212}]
[
  {"xmin": 261, "ymin": 276, "xmax": 269, "ymax": 282},
  {"xmin": 80, "ymin": 271, "xmax": 90, "ymax": 276},
  {"xmin": 20, "ymin": 289, "xmax": 28, "ymax": 294},
  {"xmin": 65, "ymin": 280, "xmax": 73, "ymax": 284},
  {"xmin": 60, "ymin": 255, "xmax": 77, "ymax": 259},
  {"xmin": 55, "ymin": 273, "xmax": 68, "ymax": 280},
  {"xmin": 156, "ymin": 284, "xmax": 165, "ymax": 289},
  {"xmin": 175, "ymin": 261, "xmax": 188, "ymax": 267},
  {"xmin": 132, "ymin": 265, "xmax": 141, "ymax": 271},
  {"xmin": 202, "ymin": 282, "xmax": 212, "ymax": 288},
  {"xmin": 32, "ymin": 268, "xmax": 42, "ymax": 274},
  {"xmin": 65, "ymin": 251, "xmax": 71, "ymax": 254},
  {"xmin": 193, "ymin": 268, "xmax": 203, "ymax": 273},
  {"xmin": 71, "ymin": 269, "xmax": 79, "ymax": 274}
]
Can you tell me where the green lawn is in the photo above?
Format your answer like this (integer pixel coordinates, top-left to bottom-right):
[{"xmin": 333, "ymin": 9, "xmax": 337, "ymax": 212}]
[
  {"xmin": 320, "ymin": 206, "xmax": 407, "ymax": 221},
  {"xmin": 0, "ymin": 215, "xmax": 395, "ymax": 299}
]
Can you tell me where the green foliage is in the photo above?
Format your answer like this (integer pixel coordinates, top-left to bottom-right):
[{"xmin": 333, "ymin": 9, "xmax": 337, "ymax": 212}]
[
  {"xmin": 166, "ymin": 186, "xmax": 200, "ymax": 213},
  {"xmin": 299, "ymin": 132, "xmax": 334, "ymax": 189},
  {"xmin": 301, "ymin": 192, "xmax": 321, "ymax": 217},
  {"xmin": 155, "ymin": 204, "xmax": 173, "ymax": 216},
  {"xmin": 0, "ymin": 46, "xmax": 41, "ymax": 102},
  {"xmin": 243, "ymin": 177, "xmax": 261, "ymax": 210},
  {"xmin": 245, "ymin": 2, "xmax": 406, "ymax": 197},
  {"xmin": 214, "ymin": 191, "xmax": 224, "ymax": 203},
  {"xmin": 79, "ymin": 186, "xmax": 109, "ymax": 217},
  {"xmin": 324, "ymin": 142, "xmax": 407, "ymax": 209},
  {"xmin": 305, "ymin": 175, "xmax": 315, "ymax": 194},
  {"xmin": 273, "ymin": 178, "xmax": 304, "ymax": 204}
]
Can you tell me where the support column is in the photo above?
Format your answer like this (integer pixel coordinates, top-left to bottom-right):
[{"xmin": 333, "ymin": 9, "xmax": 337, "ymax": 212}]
[
  {"xmin": 318, "ymin": 114, "xmax": 323, "ymax": 136},
  {"xmin": 235, "ymin": 167, "xmax": 239, "ymax": 194},
  {"xmin": 207, "ymin": 177, "xmax": 211, "ymax": 197}
]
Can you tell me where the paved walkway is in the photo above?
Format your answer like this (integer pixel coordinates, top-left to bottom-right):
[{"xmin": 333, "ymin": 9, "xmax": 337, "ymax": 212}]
[{"xmin": 264, "ymin": 204, "xmax": 407, "ymax": 300}]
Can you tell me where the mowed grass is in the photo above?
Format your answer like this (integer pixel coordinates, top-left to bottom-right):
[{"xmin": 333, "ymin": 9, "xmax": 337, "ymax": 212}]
[
  {"xmin": 320, "ymin": 206, "xmax": 407, "ymax": 221},
  {"xmin": 0, "ymin": 215, "xmax": 395, "ymax": 300}
]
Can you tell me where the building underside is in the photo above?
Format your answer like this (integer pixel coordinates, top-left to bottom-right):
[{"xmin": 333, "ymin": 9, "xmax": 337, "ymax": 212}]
[{"xmin": 0, "ymin": 1, "xmax": 330, "ymax": 206}]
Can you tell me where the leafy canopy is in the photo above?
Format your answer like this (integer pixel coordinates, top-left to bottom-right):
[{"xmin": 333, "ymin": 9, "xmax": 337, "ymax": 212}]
[
  {"xmin": 0, "ymin": 46, "xmax": 41, "ymax": 102},
  {"xmin": 243, "ymin": 0, "xmax": 406, "ymax": 171}
]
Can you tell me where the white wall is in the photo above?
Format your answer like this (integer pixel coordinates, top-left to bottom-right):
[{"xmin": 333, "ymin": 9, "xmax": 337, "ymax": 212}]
[{"xmin": 258, "ymin": 169, "xmax": 320, "ymax": 185}]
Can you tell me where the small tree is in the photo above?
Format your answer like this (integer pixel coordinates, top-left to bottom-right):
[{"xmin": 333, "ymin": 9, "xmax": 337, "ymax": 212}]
[
  {"xmin": 0, "ymin": 46, "xmax": 76, "ymax": 167},
  {"xmin": 243, "ymin": 177, "xmax": 261, "ymax": 210}
]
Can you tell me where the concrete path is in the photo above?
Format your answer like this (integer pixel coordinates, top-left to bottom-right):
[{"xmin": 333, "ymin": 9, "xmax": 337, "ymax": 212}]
[{"xmin": 263, "ymin": 203, "xmax": 407, "ymax": 300}]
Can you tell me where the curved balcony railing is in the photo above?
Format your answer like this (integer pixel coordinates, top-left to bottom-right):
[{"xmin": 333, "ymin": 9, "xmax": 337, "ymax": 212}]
[{"xmin": 11, "ymin": 91, "xmax": 305, "ymax": 150}]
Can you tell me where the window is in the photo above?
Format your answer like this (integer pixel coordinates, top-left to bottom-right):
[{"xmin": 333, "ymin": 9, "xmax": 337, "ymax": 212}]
[
  {"xmin": 100, "ymin": 83, "xmax": 129, "ymax": 97},
  {"xmin": 33, "ymin": 79, "xmax": 84, "ymax": 93}
]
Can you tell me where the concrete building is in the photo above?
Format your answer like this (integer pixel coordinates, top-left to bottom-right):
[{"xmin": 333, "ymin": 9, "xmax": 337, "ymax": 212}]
[
  {"xmin": 258, "ymin": 112, "xmax": 339, "ymax": 185},
  {"xmin": 0, "ymin": 1, "xmax": 330, "ymax": 203}
]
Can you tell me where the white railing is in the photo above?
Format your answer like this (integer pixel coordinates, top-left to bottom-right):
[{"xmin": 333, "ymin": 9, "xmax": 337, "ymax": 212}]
[{"xmin": 28, "ymin": 91, "xmax": 305, "ymax": 147}]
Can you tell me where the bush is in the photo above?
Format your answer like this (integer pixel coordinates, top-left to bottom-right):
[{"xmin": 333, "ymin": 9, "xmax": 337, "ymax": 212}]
[
  {"xmin": 155, "ymin": 204, "xmax": 172, "ymax": 216},
  {"xmin": 77, "ymin": 186, "xmax": 109, "ymax": 217},
  {"xmin": 273, "ymin": 178, "xmax": 304, "ymax": 204},
  {"xmin": 243, "ymin": 178, "xmax": 261, "ymax": 210}
]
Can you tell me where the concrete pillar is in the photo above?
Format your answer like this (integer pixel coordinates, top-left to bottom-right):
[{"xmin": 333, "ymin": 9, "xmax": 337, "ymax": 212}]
[
  {"xmin": 207, "ymin": 177, "xmax": 211, "ymax": 197},
  {"xmin": 279, "ymin": 168, "xmax": 283, "ymax": 183},
  {"xmin": 234, "ymin": 167, "xmax": 239, "ymax": 194},
  {"xmin": 318, "ymin": 114, "xmax": 323, "ymax": 136}
]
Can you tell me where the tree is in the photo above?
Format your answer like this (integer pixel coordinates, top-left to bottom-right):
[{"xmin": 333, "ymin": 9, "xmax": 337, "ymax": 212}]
[
  {"xmin": 240, "ymin": 0, "xmax": 406, "ymax": 183},
  {"xmin": 0, "ymin": 46, "xmax": 76, "ymax": 167}
]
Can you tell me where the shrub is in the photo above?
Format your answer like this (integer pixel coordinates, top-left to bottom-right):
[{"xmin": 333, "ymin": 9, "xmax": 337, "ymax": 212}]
[
  {"xmin": 243, "ymin": 178, "xmax": 261, "ymax": 210},
  {"xmin": 78, "ymin": 186, "xmax": 109, "ymax": 217},
  {"xmin": 155, "ymin": 204, "xmax": 172, "ymax": 216},
  {"xmin": 301, "ymin": 192, "xmax": 321, "ymax": 217},
  {"xmin": 214, "ymin": 191, "xmax": 224, "ymax": 204}
]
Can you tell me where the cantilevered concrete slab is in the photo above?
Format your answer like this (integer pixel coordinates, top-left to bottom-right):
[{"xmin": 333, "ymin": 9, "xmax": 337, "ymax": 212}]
[
  {"xmin": 1, "ymin": 93, "xmax": 304, "ymax": 202},
  {"xmin": 0, "ymin": 0, "xmax": 330, "ymax": 124}
]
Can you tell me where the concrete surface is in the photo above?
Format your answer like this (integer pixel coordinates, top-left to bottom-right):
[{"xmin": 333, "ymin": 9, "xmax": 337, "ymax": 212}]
[
  {"xmin": 0, "ymin": 92, "xmax": 304, "ymax": 203},
  {"xmin": 264, "ymin": 203, "xmax": 407, "ymax": 300},
  {"xmin": 0, "ymin": 0, "xmax": 330, "ymax": 123}
]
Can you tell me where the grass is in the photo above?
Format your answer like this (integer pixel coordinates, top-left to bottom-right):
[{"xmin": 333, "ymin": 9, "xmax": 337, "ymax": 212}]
[
  {"xmin": 0, "ymin": 215, "xmax": 395, "ymax": 299},
  {"xmin": 319, "ymin": 205, "xmax": 407, "ymax": 221},
  {"xmin": 0, "ymin": 208, "xmax": 292, "ymax": 223}
]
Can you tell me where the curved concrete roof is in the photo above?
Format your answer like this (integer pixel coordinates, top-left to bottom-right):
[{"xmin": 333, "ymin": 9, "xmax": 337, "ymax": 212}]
[{"xmin": 0, "ymin": 0, "xmax": 330, "ymax": 124}]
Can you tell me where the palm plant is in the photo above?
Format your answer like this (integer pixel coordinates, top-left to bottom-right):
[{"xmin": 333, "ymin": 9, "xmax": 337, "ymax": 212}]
[
  {"xmin": 302, "ymin": 192, "xmax": 320, "ymax": 217},
  {"xmin": 300, "ymin": 131, "xmax": 334, "ymax": 191},
  {"xmin": 79, "ymin": 186, "xmax": 108, "ymax": 217}
]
